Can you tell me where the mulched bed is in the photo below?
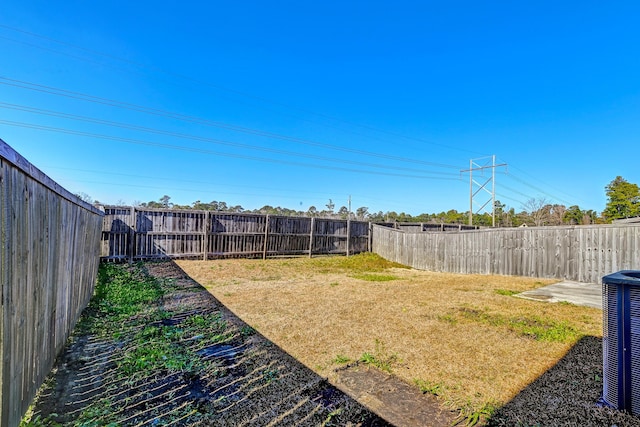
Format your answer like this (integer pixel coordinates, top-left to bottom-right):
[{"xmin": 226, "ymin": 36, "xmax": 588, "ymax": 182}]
[{"xmin": 489, "ymin": 335, "xmax": 640, "ymax": 427}]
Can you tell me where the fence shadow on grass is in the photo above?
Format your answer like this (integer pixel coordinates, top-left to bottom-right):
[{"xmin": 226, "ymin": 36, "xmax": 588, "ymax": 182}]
[
  {"xmin": 488, "ymin": 336, "xmax": 640, "ymax": 426},
  {"xmin": 32, "ymin": 260, "xmax": 392, "ymax": 427}
]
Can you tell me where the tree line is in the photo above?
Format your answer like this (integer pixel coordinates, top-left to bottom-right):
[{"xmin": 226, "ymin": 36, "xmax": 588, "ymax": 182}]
[{"xmin": 86, "ymin": 176, "xmax": 640, "ymax": 227}]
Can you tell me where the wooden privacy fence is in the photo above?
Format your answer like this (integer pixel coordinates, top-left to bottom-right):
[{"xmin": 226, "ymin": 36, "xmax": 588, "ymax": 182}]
[
  {"xmin": 0, "ymin": 140, "xmax": 104, "ymax": 427},
  {"xmin": 373, "ymin": 223, "xmax": 640, "ymax": 284},
  {"xmin": 392, "ymin": 222, "xmax": 480, "ymax": 232},
  {"xmin": 101, "ymin": 207, "xmax": 371, "ymax": 261}
]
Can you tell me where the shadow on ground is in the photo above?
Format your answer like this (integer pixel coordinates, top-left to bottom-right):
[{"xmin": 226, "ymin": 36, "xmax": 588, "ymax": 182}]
[
  {"xmin": 488, "ymin": 335, "xmax": 640, "ymax": 426},
  {"xmin": 32, "ymin": 261, "xmax": 395, "ymax": 426}
]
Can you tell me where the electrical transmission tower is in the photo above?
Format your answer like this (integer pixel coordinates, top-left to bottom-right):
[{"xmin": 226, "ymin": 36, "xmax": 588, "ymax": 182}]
[{"xmin": 461, "ymin": 155, "xmax": 507, "ymax": 227}]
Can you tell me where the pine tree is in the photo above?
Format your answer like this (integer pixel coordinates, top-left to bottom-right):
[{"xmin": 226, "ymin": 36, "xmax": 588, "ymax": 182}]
[{"xmin": 603, "ymin": 176, "xmax": 640, "ymax": 221}]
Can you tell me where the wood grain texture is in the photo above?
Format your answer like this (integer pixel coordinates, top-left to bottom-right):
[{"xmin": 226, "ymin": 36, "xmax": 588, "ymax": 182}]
[
  {"xmin": 372, "ymin": 224, "xmax": 640, "ymax": 284},
  {"xmin": 0, "ymin": 140, "xmax": 103, "ymax": 427},
  {"xmin": 100, "ymin": 208, "xmax": 371, "ymax": 260}
]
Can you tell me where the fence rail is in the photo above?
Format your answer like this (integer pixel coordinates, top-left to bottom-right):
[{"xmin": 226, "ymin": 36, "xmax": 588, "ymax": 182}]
[
  {"xmin": 0, "ymin": 140, "xmax": 104, "ymax": 427},
  {"xmin": 101, "ymin": 207, "xmax": 371, "ymax": 261},
  {"xmin": 372, "ymin": 224, "xmax": 640, "ymax": 284}
]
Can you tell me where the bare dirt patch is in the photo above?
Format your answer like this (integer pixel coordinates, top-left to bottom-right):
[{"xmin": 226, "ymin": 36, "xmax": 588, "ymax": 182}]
[
  {"xmin": 176, "ymin": 254, "xmax": 610, "ymax": 424},
  {"xmin": 335, "ymin": 365, "xmax": 456, "ymax": 427}
]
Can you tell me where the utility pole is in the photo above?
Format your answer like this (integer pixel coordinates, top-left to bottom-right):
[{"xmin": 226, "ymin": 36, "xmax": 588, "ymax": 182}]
[{"xmin": 461, "ymin": 155, "xmax": 507, "ymax": 227}]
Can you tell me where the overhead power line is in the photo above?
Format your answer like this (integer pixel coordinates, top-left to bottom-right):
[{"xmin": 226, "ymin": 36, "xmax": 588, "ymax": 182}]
[
  {"xmin": 0, "ymin": 119, "xmax": 462, "ymax": 181},
  {"xmin": 0, "ymin": 24, "xmax": 483, "ymax": 156},
  {"xmin": 502, "ymin": 172, "xmax": 572, "ymax": 206},
  {"xmin": 0, "ymin": 76, "xmax": 460, "ymax": 170},
  {"xmin": 0, "ymin": 102, "xmax": 458, "ymax": 177},
  {"xmin": 45, "ymin": 166, "xmax": 419, "ymax": 209},
  {"xmin": 495, "ymin": 193, "xmax": 526, "ymax": 206},
  {"xmin": 0, "ymin": 25, "xmax": 585, "ymax": 211},
  {"xmin": 499, "ymin": 160, "xmax": 583, "ymax": 205}
]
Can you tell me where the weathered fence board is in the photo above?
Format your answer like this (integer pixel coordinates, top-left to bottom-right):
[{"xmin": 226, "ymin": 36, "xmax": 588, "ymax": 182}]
[
  {"xmin": 0, "ymin": 140, "xmax": 103, "ymax": 427},
  {"xmin": 373, "ymin": 224, "xmax": 640, "ymax": 284},
  {"xmin": 100, "ymin": 208, "xmax": 371, "ymax": 260}
]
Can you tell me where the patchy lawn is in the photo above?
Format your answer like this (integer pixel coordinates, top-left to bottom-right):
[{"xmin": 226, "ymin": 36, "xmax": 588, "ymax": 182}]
[
  {"xmin": 177, "ymin": 253, "xmax": 613, "ymax": 425},
  {"xmin": 23, "ymin": 261, "xmax": 392, "ymax": 427},
  {"xmin": 25, "ymin": 254, "xmax": 640, "ymax": 426}
]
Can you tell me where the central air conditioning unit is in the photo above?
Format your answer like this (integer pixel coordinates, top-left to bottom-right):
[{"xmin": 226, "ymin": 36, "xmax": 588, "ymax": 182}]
[{"xmin": 602, "ymin": 270, "xmax": 640, "ymax": 414}]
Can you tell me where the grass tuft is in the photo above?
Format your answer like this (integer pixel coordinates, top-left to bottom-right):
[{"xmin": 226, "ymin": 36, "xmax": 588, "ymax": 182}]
[
  {"xmin": 455, "ymin": 400, "xmax": 498, "ymax": 426},
  {"xmin": 415, "ymin": 379, "xmax": 446, "ymax": 397},
  {"xmin": 359, "ymin": 339, "xmax": 398, "ymax": 373},
  {"xmin": 350, "ymin": 273, "xmax": 398, "ymax": 282},
  {"xmin": 459, "ymin": 307, "xmax": 580, "ymax": 342},
  {"xmin": 495, "ymin": 289, "xmax": 519, "ymax": 296},
  {"xmin": 333, "ymin": 354, "xmax": 352, "ymax": 364}
]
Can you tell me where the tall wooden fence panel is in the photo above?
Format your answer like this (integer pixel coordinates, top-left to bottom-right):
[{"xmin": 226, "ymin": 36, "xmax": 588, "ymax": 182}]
[
  {"xmin": 100, "ymin": 208, "xmax": 370, "ymax": 260},
  {"xmin": 0, "ymin": 140, "xmax": 104, "ymax": 427},
  {"xmin": 372, "ymin": 224, "xmax": 640, "ymax": 284}
]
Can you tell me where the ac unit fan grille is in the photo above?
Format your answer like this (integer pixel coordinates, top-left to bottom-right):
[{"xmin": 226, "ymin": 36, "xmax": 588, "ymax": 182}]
[
  {"xmin": 604, "ymin": 283, "xmax": 619, "ymax": 408},
  {"xmin": 629, "ymin": 287, "xmax": 640, "ymax": 414}
]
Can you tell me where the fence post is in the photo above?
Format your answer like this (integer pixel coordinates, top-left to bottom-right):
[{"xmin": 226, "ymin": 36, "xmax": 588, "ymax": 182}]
[
  {"xmin": 203, "ymin": 210, "xmax": 210, "ymax": 261},
  {"xmin": 128, "ymin": 207, "xmax": 136, "ymax": 263},
  {"xmin": 309, "ymin": 217, "xmax": 315, "ymax": 258},
  {"xmin": 346, "ymin": 218, "xmax": 351, "ymax": 257},
  {"xmin": 262, "ymin": 214, "xmax": 269, "ymax": 260},
  {"xmin": 368, "ymin": 222, "xmax": 372, "ymax": 253}
]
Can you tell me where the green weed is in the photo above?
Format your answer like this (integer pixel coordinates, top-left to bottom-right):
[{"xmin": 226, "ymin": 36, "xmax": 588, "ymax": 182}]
[
  {"xmin": 240, "ymin": 325, "xmax": 256, "ymax": 337},
  {"xmin": 20, "ymin": 413, "xmax": 62, "ymax": 427},
  {"xmin": 558, "ymin": 301, "xmax": 576, "ymax": 307},
  {"xmin": 437, "ymin": 314, "xmax": 458, "ymax": 324},
  {"xmin": 92, "ymin": 263, "xmax": 163, "ymax": 320},
  {"xmin": 359, "ymin": 339, "xmax": 398, "ymax": 373},
  {"xmin": 495, "ymin": 289, "xmax": 519, "ymax": 296},
  {"xmin": 459, "ymin": 307, "xmax": 579, "ymax": 343},
  {"xmin": 415, "ymin": 379, "xmax": 445, "ymax": 397},
  {"xmin": 74, "ymin": 398, "xmax": 118, "ymax": 427},
  {"xmin": 333, "ymin": 354, "xmax": 351, "ymax": 364},
  {"xmin": 322, "ymin": 407, "xmax": 344, "ymax": 426},
  {"xmin": 118, "ymin": 324, "xmax": 201, "ymax": 378},
  {"xmin": 455, "ymin": 400, "xmax": 498, "ymax": 426}
]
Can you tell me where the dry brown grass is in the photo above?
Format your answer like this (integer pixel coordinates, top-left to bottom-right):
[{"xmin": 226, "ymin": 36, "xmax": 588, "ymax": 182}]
[{"xmin": 176, "ymin": 254, "xmax": 602, "ymax": 414}]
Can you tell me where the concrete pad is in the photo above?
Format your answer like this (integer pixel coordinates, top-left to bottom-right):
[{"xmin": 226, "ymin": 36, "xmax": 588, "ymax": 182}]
[{"xmin": 516, "ymin": 281, "xmax": 603, "ymax": 309}]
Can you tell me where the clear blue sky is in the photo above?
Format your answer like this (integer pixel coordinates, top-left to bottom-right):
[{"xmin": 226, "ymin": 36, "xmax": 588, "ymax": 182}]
[{"xmin": 2, "ymin": 1, "xmax": 639, "ymax": 216}]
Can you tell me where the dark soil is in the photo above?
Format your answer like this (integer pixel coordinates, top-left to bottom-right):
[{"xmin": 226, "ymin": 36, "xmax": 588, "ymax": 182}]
[{"xmin": 489, "ymin": 335, "xmax": 640, "ymax": 427}]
